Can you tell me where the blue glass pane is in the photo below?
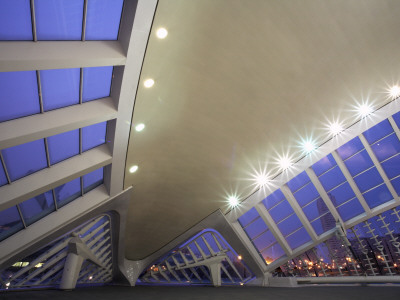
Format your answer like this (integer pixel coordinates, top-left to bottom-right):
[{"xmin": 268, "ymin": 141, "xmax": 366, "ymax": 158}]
[
  {"xmin": 336, "ymin": 198, "xmax": 364, "ymax": 222},
  {"xmin": 48, "ymin": 129, "xmax": 79, "ymax": 165},
  {"xmin": 35, "ymin": 0, "xmax": 84, "ymax": 40},
  {"xmin": 2, "ymin": 139, "xmax": 47, "ymax": 181},
  {"xmin": 83, "ymin": 167, "xmax": 104, "ymax": 193},
  {"xmin": 363, "ymin": 184, "xmax": 393, "ymax": 208},
  {"xmin": 381, "ymin": 154, "xmax": 400, "ymax": 179},
  {"xmin": 19, "ymin": 191, "xmax": 55, "ymax": 226},
  {"xmin": 312, "ymin": 154, "xmax": 337, "ymax": 176},
  {"xmin": 40, "ymin": 68, "xmax": 80, "ymax": 111},
  {"xmin": 0, "ymin": 71, "xmax": 40, "ymax": 122},
  {"xmin": 277, "ymin": 214, "xmax": 302, "ymax": 236},
  {"xmin": 371, "ymin": 133, "xmax": 400, "ymax": 162},
  {"xmin": 392, "ymin": 111, "xmax": 400, "ymax": 129},
  {"xmin": 303, "ymin": 198, "xmax": 328, "ymax": 222},
  {"xmin": 0, "ymin": 0, "xmax": 32, "ymax": 40},
  {"xmin": 82, "ymin": 122, "xmax": 107, "ymax": 151},
  {"xmin": 311, "ymin": 213, "xmax": 335, "ymax": 235},
  {"xmin": 238, "ymin": 208, "xmax": 259, "ymax": 227},
  {"xmin": 0, "ymin": 206, "xmax": 24, "ymax": 242},
  {"xmin": 293, "ymin": 183, "xmax": 320, "ymax": 207},
  {"xmin": 253, "ymin": 230, "xmax": 276, "ymax": 251},
  {"xmin": 263, "ymin": 189, "xmax": 286, "ymax": 210},
  {"xmin": 363, "ymin": 119, "xmax": 393, "ymax": 144},
  {"xmin": 82, "ymin": 66, "xmax": 113, "ymax": 102},
  {"xmin": 327, "ymin": 182, "xmax": 356, "ymax": 206},
  {"xmin": 343, "ymin": 150, "xmax": 373, "ymax": 176},
  {"xmin": 336, "ymin": 137, "xmax": 364, "ymax": 160},
  {"xmin": 85, "ymin": 0, "xmax": 124, "ymax": 40},
  {"xmin": 353, "ymin": 167, "xmax": 383, "ymax": 192},
  {"xmin": 244, "ymin": 218, "xmax": 268, "ymax": 239},
  {"xmin": 391, "ymin": 176, "xmax": 400, "ymax": 196},
  {"xmin": 287, "ymin": 171, "xmax": 310, "ymax": 192},
  {"xmin": 286, "ymin": 227, "xmax": 311, "ymax": 249},
  {"xmin": 269, "ymin": 200, "xmax": 293, "ymax": 223},
  {"xmin": 0, "ymin": 162, "xmax": 8, "ymax": 187},
  {"xmin": 319, "ymin": 166, "xmax": 346, "ymax": 191},
  {"xmin": 261, "ymin": 243, "xmax": 285, "ymax": 263},
  {"xmin": 55, "ymin": 178, "xmax": 81, "ymax": 208}
]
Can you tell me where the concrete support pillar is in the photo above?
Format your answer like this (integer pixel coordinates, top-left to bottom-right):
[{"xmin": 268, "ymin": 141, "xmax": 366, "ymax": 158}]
[
  {"xmin": 208, "ymin": 262, "xmax": 222, "ymax": 287},
  {"xmin": 60, "ymin": 253, "xmax": 84, "ymax": 290}
]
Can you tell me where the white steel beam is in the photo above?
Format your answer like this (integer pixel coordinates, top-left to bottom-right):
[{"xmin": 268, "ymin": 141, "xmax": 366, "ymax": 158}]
[
  {"xmin": 280, "ymin": 185, "xmax": 318, "ymax": 242},
  {"xmin": 0, "ymin": 144, "xmax": 112, "ymax": 211},
  {"xmin": 0, "ymin": 41, "xmax": 126, "ymax": 72},
  {"xmin": 0, "ymin": 97, "xmax": 117, "ymax": 150},
  {"xmin": 255, "ymin": 203, "xmax": 292, "ymax": 256}
]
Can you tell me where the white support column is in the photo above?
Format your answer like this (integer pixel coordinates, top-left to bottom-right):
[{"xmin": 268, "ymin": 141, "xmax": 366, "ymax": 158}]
[
  {"xmin": 280, "ymin": 185, "xmax": 318, "ymax": 242},
  {"xmin": 255, "ymin": 204, "xmax": 292, "ymax": 256},
  {"xmin": 305, "ymin": 168, "xmax": 345, "ymax": 228},
  {"xmin": 331, "ymin": 151, "xmax": 371, "ymax": 214},
  {"xmin": 359, "ymin": 134, "xmax": 400, "ymax": 203},
  {"xmin": 208, "ymin": 262, "xmax": 222, "ymax": 287},
  {"xmin": 0, "ymin": 41, "xmax": 126, "ymax": 72}
]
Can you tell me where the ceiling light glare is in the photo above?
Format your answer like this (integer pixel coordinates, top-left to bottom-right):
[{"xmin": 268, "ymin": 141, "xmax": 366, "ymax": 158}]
[
  {"xmin": 329, "ymin": 122, "xmax": 343, "ymax": 136},
  {"xmin": 228, "ymin": 196, "xmax": 239, "ymax": 208},
  {"xmin": 129, "ymin": 165, "xmax": 138, "ymax": 173},
  {"xmin": 303, "ymin": 141, "xmax": 316, "ymax": 153},
  {"xmin": 358, "ymin": 103, "xmax": 373, "ymax": 118},
  {"xmin": 135, "ymin": 123, "xmax": 145, "ymax": 132},
  {"xmin": 278, "ymin": 156, "xmax": 292, "ymax": 171},
  {"xmin": 256, "ymin": 174, "xmax": 270, "ymax": 188},
  {"xmin": 156, "ymin": 27, "xmax": 168, "ymax": 39},
  {"xmin": 389, "ymin": 85, "xmax": 400, "ymax": 99},
  {"xmin": 144, "ymin": 79, "xmax": 154, "ymax": 88}
]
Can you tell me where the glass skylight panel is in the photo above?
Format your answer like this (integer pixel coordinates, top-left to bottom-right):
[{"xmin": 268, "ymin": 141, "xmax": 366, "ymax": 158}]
[
  {"xmin": 343, "ymin": 150, "xmax": 374, "ymax": 176},
  {"xmin": 318, "ymin": 166, "xmax": 346, "ymax": 191},
  {"xmin": 2, "ymin": 139, "xmax": 47, "ymax": 181},
  {"xmin": 363, "ymin": 184, "xmax": 393, "ymax": 208},
  {"xmin": 336, "ymin": 136, "xmax": 364, "ymax": 161},
  {"xmin": 268, "ymin": 199, "xmax": 293, "ymax": 223},
  {"xmin": 353, "ymin": 168, "xmax": 384, "ymax": 192},
  {"xmin": 392, "ymin": 111, "xmax": 400, "ymax": 129},
  {"xmin": 277, "ymin": 214, "xmax": 303, "ymax": 236},
  {"xmin": 83, "ymin": 167, "xmax": 104, "ymax": 193},
  {"xmin": 244, "ymin": 217, "xmax": 267, "ymax": 238},
  {"xmin": 302, "ymin": 199, "xmax": 329, "ymax": 222},
  {"xmin": 54, "ymin": 177, "xmax": 81, "ymax": 208},
  {"xmin": 0, "ymin": 71, "xmax": 40, "ymax": 122},
  {"xmin": 0, "ymin": 206, "xmax": 24, "ymax": 242},
  {"xmin": 363, "ymin": 119, "xmax": 393, "ymax": 144},
  {"xmin": 287, "ymin": 171, "xmax": 310, "ymax": 192},
  {"xmin": 286, "ymin": 227, "xmax": 311, "ymax": 249},
  {"xmin": 0, "ymin": 0, "xmax": 33, "ymax": 40},
  {"xmin": 311, "ymin": 154, "xmax": 336, "ymax": 176},
  {"xmin": 35, "ymin": 0, "xmax": 84, "ymax": 40},
  {"xmin": 238, "ymin": 207, "xmax": 259, "ymax": 227},
  {"xmin": 292, "ymin": 182, "xmax": 319, "ymax": 207},
  {"xmin": 335, "ymin": 198, "xmax": 364, "ymax": 221},
  {"xmin": 19, "ymin": 191, "xmax": 55, "ymax": 226},
  {"xmin": 47, "ymin": 129, "xmax": 79, "ymax": 165},
  {"xmin": 82, "ymin": 66, "xmax": 113, "ymax": 102},
  {"xmin": 310, "ymin": 213, "xmax": 336, "ymax": 235},
  {"xmin": 327, "ymin": 182, "xmax": 355, "ymax": 206},
  {"xmin": 85, "ymin": 0, "xmax": 124, "ymax": 40},
  {"xmin": 253, "ymin": 230, "xmax": 277, "ymax": 251},
  {"xmin": 262, "ymin": 244, "xmax": 285, "ymax": 264},
  {"xmin": 371, "ymin": 133, "xmax": 400, "ymax": 162},
  {"xmin": 40, "ymin": 68, "xmax": 80, "ymax": 111},
  {"xmin": 82, "ymin": 121, "xmax": 107, "ymax": 151},
  {"xmin": 0, "ymin": 162, "xmax": 8, "ymax": 187},
  {"xmin": 262, "ymin": 189, "xmax": 285, "ymax": 209}
]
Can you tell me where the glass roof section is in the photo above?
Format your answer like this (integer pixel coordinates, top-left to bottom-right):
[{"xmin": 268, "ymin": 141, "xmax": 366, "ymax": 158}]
[
  {"xmin": 0, "ymin": 166, "xmax": 105, "ymax": 242},
  {"xmin": 0, "ymin": 0, "xmax": 33, "ymax": 40}
]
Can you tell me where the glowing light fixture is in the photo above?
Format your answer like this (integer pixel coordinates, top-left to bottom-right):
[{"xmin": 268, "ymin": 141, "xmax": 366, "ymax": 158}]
[
  {"xmin": 156, "ymin": 27, "xmax": 168, "ymax": 39},
  {"xmin": 302, "ymin": 140, "xmax": 316, "ymax": 153},
  {"xmin": 228, "ymin": 196, "xmax": 239, "ymax": 208},
  {"xmin": 144, "ymin": 79, "xmax": 154, "ymax": 88},
  {"xmin": 129, "ymin": 165, "xmax": 138, "ymax": 173},
  {"xmin": 135, "ymin": 123, "xmax": 145, "ymax": 132},
  {"xmin": 256, "ymin": 174, "xmax": 270, "ymax": 188},
  {"xmin": 278, "ymin": 156, "xmax": 292, "ymax": 171},
  {"xmin": 358, "ymin": 103, "xmax": 373, "ymax": 118},
  {"xmin": 237, "ymin": 255, "xmax": 242, "ymax": 260},
  {"xmin": 389, "ymin": 85, "xmax": 400, "ymax": 99},
  {"xmin": 329, "ymin": 122, "xmax": 343, "ymax": 136}
]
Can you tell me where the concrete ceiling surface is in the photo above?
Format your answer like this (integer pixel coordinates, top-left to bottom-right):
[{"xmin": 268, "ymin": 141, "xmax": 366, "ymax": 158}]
[{"xmin": 124, "ymin": 0, "xmax": 400, "ymax": 259}]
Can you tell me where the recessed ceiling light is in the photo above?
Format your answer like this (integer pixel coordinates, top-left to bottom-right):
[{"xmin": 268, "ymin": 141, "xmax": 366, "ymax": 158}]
[
  {"xmin": 135, "ymin": 123, "xmax": 145, "ymax": 132},
  {"xmin": 329, "ymin": 122, "xmax": 343, "ymax": 136},
  {"xmin": 278, "ymin": 156, "xmax": 292, "ymax": 171},
  {"xmin": 256, "ymin": 174, "xmax": 270, "ymax": 188},
  {"xmin": 156, "ymin": 27, "xmax": 168, "ymax": 39},
  {"xmin": 144, "ymin": 79, "xmax": 154, "ymax": 88},
  {"xmin": 129, "ymin": 165, "xmax": 138, "ymax": 173},
  {"xmin": 228, "ymin": 196, "xmax": 239, "ymax": 208},
  {"xmin": 358, "ymin": 103, "xmax": 373, "ymax": 118},
  {"xmin": 303, "ymin": 141, "xmax": 316, "ymax": 153},
  {"xmin": 389, "ymin": 85, "xmax": 400, "ymax": 99}
]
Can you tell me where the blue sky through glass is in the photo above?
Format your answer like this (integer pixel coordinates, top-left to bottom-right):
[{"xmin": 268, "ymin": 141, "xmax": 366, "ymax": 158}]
[
  {"xmin": 82, "ymin": 121, "xmax": 107, "ymax": 151},
  {"xmin": 83, "ymin": 66, "xmax": 113, "ymax": 102},
  {"xmin": 48, "ymin": 129, "xmax": 79, "ymax": 164},
  {"xmin": 0, "ymin": 206, "xmax": 24, "ymax": 242},
  {"xmin": 0, "ymin": 0, "xmax": 32, "ymax": 40}
]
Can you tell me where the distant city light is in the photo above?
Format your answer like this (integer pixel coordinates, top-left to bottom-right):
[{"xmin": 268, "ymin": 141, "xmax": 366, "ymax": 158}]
[
  {"xmin": 144, "ymin": 79, "xmax": 155, "ymax": 88},
  {"xmin": 237, "ymin": 255, "xmax": 242, "ymax": 260},
  {"xmin": 357, "ymin": 103, "xmax": 373, "ymax": 118},
  {"xmin": 135, "ymin": 123, "xmax": 145, "ymax": 132},
  {"xmin": 389, "ymin": 85, "xmax": 400, "ymax": 99},
  {"xmin": 228, "ymin": 196, "xmax": 239, "ymax": 208},
  {"xmin": 129, "ymin": 165, "xmax": 138, "ymax": 173},
  {"xmin": 156, "ymin": 28, "xmax": 168, "ymax": 39}
]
